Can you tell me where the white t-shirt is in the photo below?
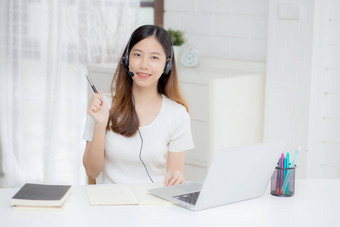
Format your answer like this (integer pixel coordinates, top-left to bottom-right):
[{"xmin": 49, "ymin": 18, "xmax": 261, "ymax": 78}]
[{"xmin": 82, "ymin": 94, "xmax": 194, "ymax": 184}]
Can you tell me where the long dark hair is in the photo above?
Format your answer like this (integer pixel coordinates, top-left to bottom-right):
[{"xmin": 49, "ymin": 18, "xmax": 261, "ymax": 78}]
[{"xmin": 107, "ymin": 25, "xmax": 188, "ymax": 137}]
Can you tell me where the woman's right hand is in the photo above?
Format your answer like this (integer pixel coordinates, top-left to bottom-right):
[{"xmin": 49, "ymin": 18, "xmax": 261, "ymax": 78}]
[{"xmin": 88, "ymin": 91, "xmax": 109, "ymax": 126}]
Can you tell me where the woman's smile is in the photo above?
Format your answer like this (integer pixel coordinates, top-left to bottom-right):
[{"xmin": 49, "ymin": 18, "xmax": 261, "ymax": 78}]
[{"xmin": 136, "ymin": 72, "xmax": 151, "ymax": 79}]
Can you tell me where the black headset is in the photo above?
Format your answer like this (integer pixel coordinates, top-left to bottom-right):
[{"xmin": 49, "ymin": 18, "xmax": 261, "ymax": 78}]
[{"xmin": 121, "ymin": 35, "xmax": 174, "ymax": 77}]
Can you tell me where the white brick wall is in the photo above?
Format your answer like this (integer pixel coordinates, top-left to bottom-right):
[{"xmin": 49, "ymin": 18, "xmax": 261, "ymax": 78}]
[
  {"xmin": 263, "ymin": 0, "xmax": 340, "ymax": 179},
  {"xmin": 307, "ymin": 0, "xmax": 340, "ymax": 178},
  {"xmin": 263, "ymin": 0, "xmax": 315, "ymax": 179},
  {"xmin": 164, "ymin": 0, "xmax": 269, "ymax": 61}
]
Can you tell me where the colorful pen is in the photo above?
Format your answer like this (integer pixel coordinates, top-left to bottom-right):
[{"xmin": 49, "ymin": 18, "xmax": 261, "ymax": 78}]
[
  {"xmin": 280, "ymin": 146, "xmax": 301, "ymax": 194},
  {"xmin": 283, "ymin": 157, "xmax": 287, "ymax": 193},
  {"xmin": 276, "ymin": 160, "xmax": 281, "ymax": 194},
  {"xmin": 280, "ymin": 153, "xmax": 284, "ymax": 194},
  {"xmin": 285, "ymin": 152, "xmax": 290, "ymax": 194}
]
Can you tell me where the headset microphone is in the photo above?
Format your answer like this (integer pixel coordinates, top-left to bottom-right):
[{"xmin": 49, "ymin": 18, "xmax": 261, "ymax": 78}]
[{"xmin": 127, "ymin": 71, "xmax": 134, "ymax": 77}]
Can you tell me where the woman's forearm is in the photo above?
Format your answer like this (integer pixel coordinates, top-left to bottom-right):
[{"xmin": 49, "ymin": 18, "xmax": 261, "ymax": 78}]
[
  {"xmin": 83, "ymin": 123, "xmax": 106, "ymax": 179},
  {"xmin": 164, "ymin": 151, "xmax": 186, "ymax": 186}
]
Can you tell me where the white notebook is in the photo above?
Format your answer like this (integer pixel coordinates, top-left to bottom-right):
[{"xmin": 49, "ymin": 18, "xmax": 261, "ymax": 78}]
[{"xmin": 86, "ymin": 183, "xmax": 172, "ymax": 206}]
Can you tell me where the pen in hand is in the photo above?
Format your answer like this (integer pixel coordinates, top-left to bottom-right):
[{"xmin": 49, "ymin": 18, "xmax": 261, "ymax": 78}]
[
  {"xmin": 85, "ymin": 73, "xmax": 102, "ymax": 105},
  {"xmin": 86, "ymin": 73, "xmax": 98, "ymax": 93}
]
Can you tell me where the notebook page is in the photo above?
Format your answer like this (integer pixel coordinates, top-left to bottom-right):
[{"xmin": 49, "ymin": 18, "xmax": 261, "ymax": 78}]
[{"xmin": 86, "ymin": 184, "xmax": 138, "ymax": 205}]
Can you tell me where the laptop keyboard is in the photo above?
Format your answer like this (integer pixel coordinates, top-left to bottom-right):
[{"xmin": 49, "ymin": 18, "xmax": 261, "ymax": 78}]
[{"xmin": 173, "ymin": 191, "xmax": 200, "ymax": 205}]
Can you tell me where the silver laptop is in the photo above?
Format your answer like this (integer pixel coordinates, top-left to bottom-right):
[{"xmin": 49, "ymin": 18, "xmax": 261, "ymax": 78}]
[{"xmin": 148, "ymin": 141, "xmax": 285, "ymax": 211}]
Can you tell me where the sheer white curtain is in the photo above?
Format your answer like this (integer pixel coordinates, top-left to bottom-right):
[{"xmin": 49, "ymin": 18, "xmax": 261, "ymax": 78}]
[{"xmin": 0, "ymin": 0, "xmax": 140, "ymax": 187}]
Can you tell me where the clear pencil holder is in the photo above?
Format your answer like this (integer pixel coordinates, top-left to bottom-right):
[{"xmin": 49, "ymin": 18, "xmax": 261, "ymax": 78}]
[{"xmin": 270, "ymin": 165, "xmax": 296, "ymax": 197}]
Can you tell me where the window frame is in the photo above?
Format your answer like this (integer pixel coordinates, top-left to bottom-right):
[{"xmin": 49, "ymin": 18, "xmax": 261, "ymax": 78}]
[{"xmin": 140, "ymin": 0, "xmax": 164, "ymax": 26}]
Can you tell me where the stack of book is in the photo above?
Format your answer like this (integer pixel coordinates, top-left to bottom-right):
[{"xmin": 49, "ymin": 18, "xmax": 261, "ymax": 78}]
[{"xmin": 10, "ymin": 183, "xmax": 72, "ymax": 210}]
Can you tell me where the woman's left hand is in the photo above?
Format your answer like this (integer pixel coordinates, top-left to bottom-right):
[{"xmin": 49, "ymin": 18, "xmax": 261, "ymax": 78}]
[{"xmin": 164, "ymin": 170, "xmax": 185, "ymax": 186}]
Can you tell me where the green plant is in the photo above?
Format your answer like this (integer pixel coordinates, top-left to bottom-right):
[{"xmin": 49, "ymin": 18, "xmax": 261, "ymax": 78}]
[{"xmin": 167, "ymin": 29, "xmax": 185, "ymax": 46}]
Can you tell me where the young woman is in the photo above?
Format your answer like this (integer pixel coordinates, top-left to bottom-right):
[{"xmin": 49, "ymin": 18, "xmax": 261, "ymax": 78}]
[{"xmin": 83, "ymin": 25, "xmax": 194, "ymax": 186}]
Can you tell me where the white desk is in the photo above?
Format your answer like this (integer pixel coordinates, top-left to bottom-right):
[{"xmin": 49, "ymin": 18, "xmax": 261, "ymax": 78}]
[{"xmin": 1, "ymin": 179, "xmax": 339, "ymax": 227}]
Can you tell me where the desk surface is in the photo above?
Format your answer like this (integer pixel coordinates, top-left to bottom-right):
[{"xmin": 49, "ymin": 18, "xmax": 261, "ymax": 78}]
[{"xmin": 1, "ymin": 179, "xmax": 339, "ymax": 227}]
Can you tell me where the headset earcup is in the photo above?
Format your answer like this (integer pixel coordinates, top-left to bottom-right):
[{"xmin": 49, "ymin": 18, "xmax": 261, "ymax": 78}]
[
  {"xmin": 122, "ymin": 51, "xmax": 129, "ymax": 68},
  {"xmin": 164, "ymin": 60, "xmax": 172, "ymax": 75}
]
